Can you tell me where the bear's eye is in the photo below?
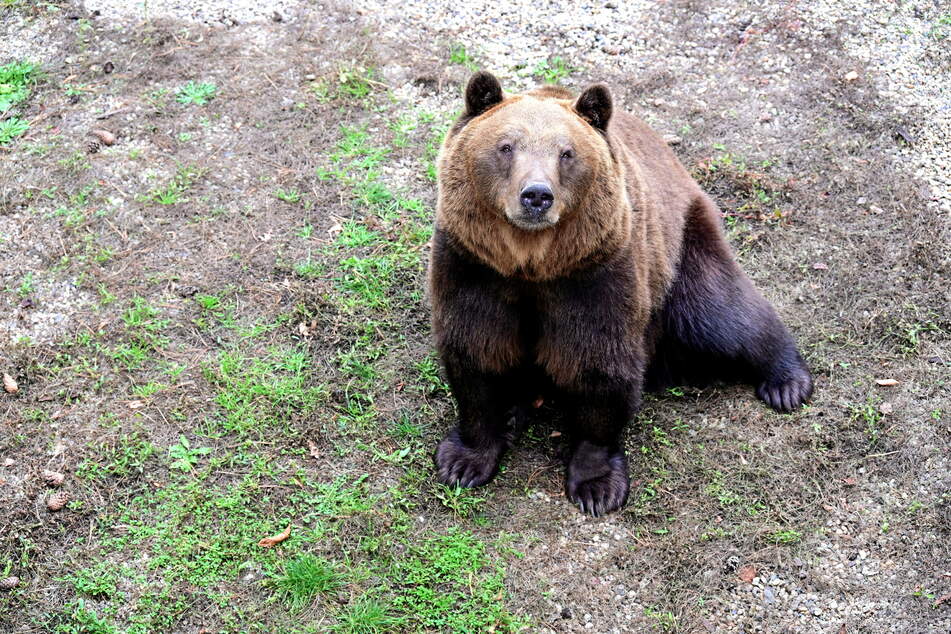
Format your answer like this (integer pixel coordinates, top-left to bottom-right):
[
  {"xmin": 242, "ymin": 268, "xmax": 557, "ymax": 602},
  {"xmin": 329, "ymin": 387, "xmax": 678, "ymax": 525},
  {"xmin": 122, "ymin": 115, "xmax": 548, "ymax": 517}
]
[
  {"xmin": 560, "ymin": 149, "xmax": 574, "ymax": 160},
  {"xmin": 498, "ymin": 143, "xmax": 513, "ymax": 155}
]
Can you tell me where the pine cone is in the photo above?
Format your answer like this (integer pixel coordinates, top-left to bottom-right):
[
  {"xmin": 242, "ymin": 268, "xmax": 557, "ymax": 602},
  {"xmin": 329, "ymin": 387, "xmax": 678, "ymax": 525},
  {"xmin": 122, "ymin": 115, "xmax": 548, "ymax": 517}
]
[
  {"xmin": 42, "ymin": 470, "xmax": 65, "ymax": 486},
  {"xmin": 47, "ymin": 491, "xmax": 70, "ymax": 511},
  {"xmin": 2, "ymin": 372, "xmax": 17, "ymax": 394},
  {"xmin": 0, "ymin": 576, "xmax": 19, "ymax": 590},
  {"xmin": 89, "ymin": 128, "xmax": 117, "ymax": 146}
]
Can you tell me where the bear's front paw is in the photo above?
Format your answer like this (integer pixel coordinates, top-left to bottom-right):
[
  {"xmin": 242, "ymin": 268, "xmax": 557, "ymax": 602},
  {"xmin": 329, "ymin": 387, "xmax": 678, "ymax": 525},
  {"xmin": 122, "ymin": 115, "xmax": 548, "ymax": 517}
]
[
  {"xmin": 756, "ymin": 368, "xmax": 813, "ymax": 412},
  {"xmin": 565, "ymin": 443, "xmax": 629, "ymax": 517},
  {"xmin": 435, "ymin": 427, "xmax": 504, "ymax": 488}
]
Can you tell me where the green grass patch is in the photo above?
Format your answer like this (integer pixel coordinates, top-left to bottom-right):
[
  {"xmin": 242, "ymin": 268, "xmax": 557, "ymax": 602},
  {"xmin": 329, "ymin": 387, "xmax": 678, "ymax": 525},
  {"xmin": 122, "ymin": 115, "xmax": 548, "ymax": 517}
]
[
  {"xmin": 392, "ymin": 528, "xmax": 525, "ymax": 631},
  {"xmin": 203, "ymin": 347, "xmax": 327, "ymax": 436},
  {"xmin": 272, "ymin": 554, "xmax": 343, "ymax": 610},
  {"xmin": 0, "ymin": 116, "xmax": 29, "ymax": 144},
  {"xmin": 0, "ymin": 60, "xmax": 39, "ymax": 114},
  {"xmin": 176, "ymin": 81, "xmax": 218, "ymax": 105},
  {"xmin": 332, "ymin": 594, "xmax": 404, "ymax": 633},
  {"xmin": 76, "ymin": 432, "xmax": 157, "ymax": 480},
  {"xmin": 533, "ymin": 56, "xmax": 576, "ymax": 84}
]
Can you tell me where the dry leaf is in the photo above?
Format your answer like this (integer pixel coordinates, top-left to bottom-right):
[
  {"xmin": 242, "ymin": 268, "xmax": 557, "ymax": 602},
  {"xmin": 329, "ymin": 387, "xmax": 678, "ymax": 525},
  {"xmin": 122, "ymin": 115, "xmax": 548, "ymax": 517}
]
[
  {"xmin": 47, "ymin": 491, "xmax": 70, "ymax": 511},
  {"xmin": 3, "ymin": 373, "xmax": 18, "ymax": 394},
  {"xmin": 128, "ymin": 400, "xmax": 145, "ymax": 409},
  {"xmin": 934, "ymin": 592, "xmax": 951, "ymax": 608},
  {"xmin": 532, "ymin": 397, "xmax": 545, "ymax": 409},
  {"xmin": 843, "ymin": 476, "xmax": 857, "ymax": 486},
  {"xmin": 738, "ymin": 565, "xmax": 756, "ymax": 583},
  {"xmin": 297, "ymin": 322, "xmax": 310, "ymax": 337},
  {"xmin": 878, "ymin": 402, "xmax": 893, "ymax": 415},
  {"xmin": 258, "ymin": 525, "xmax": 291, "ymax": 548},
  {"xmin": 875, "ymin": 378, "xmax": 898, "ymax": 387},
  {"xmin": 549, "ymin": 430, "xmax": 562, "ymax": 438},
  {"xmin": 307, "ymin": 440, "xmax": 319, "ymax": 460},
  {"xmin": 812, "ymin": 262, "xmax": 828, "ymax": 270},
  {"xmin": 844, "ymin": 70, "xmax": 858, "ymax": 81},
  {"xmin": 0, "ymin": 576, "xmax": 19, "ymax": 590},
  {"xmin": 42, "ymin": 470, "xmax": 65, "ymax": 487},
  {"xmin": 327, "ymin": 222, "xmax": 342, "ymax": 236}
]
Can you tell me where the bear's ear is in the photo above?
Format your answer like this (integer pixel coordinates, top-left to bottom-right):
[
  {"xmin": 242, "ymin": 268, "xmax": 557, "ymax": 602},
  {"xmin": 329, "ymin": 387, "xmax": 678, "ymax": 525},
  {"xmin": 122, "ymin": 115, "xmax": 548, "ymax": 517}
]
[
  {"xmin": 574, "ymin": 84, "xmax": 613, "ymax": 133},
  {"xmin": 464, "ymin": 71, "xmax": 504, "ymax": 118}
]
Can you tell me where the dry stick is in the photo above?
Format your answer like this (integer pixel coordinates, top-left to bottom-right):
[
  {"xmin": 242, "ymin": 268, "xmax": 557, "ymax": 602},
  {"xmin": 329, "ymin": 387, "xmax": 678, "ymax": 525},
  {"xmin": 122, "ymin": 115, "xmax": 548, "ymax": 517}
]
[
  {"xmin": 864, "ymin": 450, "xmax": 900, "ymax": 459},
  {"xmin": 95, "ymin": 105, "xmax": 133, "ymax": 120}
]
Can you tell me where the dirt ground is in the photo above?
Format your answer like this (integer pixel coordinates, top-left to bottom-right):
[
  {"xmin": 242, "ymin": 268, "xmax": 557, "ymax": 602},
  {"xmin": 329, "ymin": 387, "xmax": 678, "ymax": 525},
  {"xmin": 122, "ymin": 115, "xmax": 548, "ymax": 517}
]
[{"xmin": 0, "ymin": 1, "xmax": 948, "ymax": 632}]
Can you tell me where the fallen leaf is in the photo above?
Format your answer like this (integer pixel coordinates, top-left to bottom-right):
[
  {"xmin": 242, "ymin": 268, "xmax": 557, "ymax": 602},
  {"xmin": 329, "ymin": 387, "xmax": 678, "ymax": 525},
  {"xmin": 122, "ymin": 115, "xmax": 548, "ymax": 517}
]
[
  {"xmin": 307, "ymin": 440, "xmax": 319, "ymax": 460},
  {"xmin": 878, "ymin": 402, "xmax": 893, "ymax": 415},
  {"xmin": 549, "ymin": 430, "xmax": 562, "ymax": 438},
  {"xmin": 532, "ymin": 397, "xmax": 545, "ymax": 408},
  {"xmin": 844, "ymin": 70, "xmax": 858, "ymax": 81},
  {"xmin": 128, "ymin": 400, "xmax": 145, "ymax": 409},
  {"xmin": 843, "ymin": 476, "xmax": 857, "ymax": 486},
  {"xmin": 935, "ymin": 592, "xmax": 951, "ymax": 608},
  {"xmin": 297, "ymin": 322, "xmax": 310, "ymax": 336},
  {"xmin": 812, "ymin": 262, "xmax": 828, "ymax": 270},
  {"xmin": 327, "ymin": 222, "xmax": 342, "ymax": 236},
  {"xmin": 875, "ymin": 378, "xmax": 898, "ymax": 387},
  {"xmin": 3, "ymin": 373, "xmax": 18, "ymax": 394},
  {"xmin": 738, "ymin": 565, "xmax": 756, "ymax": 583},
  {"xmin": 258, "ymin": 525, "xmax": 291, "ymax": 548}
]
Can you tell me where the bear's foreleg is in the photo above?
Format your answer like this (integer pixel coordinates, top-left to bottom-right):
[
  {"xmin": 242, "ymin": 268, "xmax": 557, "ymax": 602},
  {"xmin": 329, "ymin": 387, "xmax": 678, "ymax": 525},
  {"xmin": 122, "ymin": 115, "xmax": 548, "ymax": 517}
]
[
  {"xmin": 563, "ymin": 381, "xmax": 640, "ymax": 516},
  {"xmin": 434, "ymin": 348, "xmax": 526, "ymax": 488}
]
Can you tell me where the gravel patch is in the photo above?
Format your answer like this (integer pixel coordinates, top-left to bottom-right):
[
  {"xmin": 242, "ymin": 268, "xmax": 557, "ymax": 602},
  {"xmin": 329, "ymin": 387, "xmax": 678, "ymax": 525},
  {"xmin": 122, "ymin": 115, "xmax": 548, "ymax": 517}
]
[{"xmin": 82, "ymin": 0, "xmax": 300, "ymax": 25}]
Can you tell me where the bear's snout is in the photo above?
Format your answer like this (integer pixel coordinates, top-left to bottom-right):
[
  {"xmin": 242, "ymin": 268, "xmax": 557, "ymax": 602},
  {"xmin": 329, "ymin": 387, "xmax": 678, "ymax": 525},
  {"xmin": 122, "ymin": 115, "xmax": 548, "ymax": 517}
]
[{"xmin": 519, "ymin": 182, "xmax": 554, "ymax": 216}]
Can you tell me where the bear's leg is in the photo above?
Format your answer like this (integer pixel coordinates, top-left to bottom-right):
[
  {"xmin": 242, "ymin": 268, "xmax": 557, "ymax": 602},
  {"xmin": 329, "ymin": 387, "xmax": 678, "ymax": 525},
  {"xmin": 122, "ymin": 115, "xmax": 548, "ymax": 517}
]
[
  {"xmin": 662, "ymin": 198, "xmax": 813, "ymax": 411},
  {"xmin": 563, "ymin": 388, "xmax": 637, "ymax": 516},
  {"xmin": 434, "ymin": 350, "xmax": 526, "ymax": 488}
]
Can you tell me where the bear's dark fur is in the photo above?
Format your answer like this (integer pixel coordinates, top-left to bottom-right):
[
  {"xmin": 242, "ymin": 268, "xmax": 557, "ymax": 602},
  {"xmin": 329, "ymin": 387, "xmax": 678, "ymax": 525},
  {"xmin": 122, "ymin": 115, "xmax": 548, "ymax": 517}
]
[{"xmin": 429, "ymin": 72, "xmax": 813, "ymax": 516}]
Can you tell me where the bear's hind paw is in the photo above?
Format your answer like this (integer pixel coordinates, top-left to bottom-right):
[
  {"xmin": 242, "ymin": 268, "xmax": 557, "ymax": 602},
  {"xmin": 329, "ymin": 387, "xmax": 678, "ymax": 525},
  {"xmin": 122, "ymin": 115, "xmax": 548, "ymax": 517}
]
[{"xmin": 756, "ymin": 370, "xmax": 813, "ymax": 413}]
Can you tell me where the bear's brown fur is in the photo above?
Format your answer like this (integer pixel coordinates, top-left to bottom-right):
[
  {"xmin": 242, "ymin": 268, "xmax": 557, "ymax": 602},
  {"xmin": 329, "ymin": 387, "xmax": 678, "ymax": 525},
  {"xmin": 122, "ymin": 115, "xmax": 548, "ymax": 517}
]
[{"xmin": 429, "ymin": 72, "xmax": 813, "ymax": 516}]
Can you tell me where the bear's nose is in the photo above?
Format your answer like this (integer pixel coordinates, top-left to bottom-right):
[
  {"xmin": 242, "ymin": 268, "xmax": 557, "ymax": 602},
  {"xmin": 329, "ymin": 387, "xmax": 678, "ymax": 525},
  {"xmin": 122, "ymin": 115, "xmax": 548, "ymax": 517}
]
[{"xmin": 520, "ymin": 183, "xmax": 554, "ymax": 214}]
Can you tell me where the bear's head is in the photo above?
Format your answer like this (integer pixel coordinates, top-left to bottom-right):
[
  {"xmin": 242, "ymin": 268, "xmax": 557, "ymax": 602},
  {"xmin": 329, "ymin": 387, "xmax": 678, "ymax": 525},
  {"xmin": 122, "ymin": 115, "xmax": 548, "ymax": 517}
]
[{"xmin": 436, "ymin": 72, "xmax": 632, "ymax": 280}]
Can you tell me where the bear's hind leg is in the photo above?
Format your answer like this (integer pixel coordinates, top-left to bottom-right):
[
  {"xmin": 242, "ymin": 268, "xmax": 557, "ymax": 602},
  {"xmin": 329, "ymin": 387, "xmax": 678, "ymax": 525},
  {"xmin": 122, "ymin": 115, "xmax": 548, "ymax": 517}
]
[{"xmin": 661, "ymin": 198, "xmax": 813, "ymax": 412}]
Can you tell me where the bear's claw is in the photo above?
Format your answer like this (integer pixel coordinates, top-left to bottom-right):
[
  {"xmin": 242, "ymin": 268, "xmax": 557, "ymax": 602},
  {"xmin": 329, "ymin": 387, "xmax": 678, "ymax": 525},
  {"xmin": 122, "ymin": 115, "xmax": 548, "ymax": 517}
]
[
  {"xmin": 435, "ymin": 427, "xmax": 504, "ymax": 488},
  {"xmin": 756, "ymin": 369, "xmax": 813, "ymax": 413},
  {"xmin": 565, "ymin": 445, "xmax": 629, "ymax": 517}
]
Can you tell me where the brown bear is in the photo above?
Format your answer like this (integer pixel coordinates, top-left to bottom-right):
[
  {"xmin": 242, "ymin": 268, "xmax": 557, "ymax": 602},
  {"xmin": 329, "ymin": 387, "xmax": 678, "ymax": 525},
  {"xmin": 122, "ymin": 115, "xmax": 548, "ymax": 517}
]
[{"xmin": 429, "ymin": 72, "xmax": 813, "ymax": 516}]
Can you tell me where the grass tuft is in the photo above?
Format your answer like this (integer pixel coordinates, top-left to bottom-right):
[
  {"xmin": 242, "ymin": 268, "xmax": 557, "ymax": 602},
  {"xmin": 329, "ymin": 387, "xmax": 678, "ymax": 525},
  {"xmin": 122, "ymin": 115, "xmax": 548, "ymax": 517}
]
[{"xmin": 272, "ymin": 554, "xmax": 343, "ymax": 610}]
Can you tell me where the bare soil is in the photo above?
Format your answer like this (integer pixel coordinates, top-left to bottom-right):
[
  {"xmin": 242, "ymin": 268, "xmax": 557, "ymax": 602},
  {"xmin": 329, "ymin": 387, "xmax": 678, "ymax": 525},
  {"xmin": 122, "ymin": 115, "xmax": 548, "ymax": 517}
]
[{"xmin": 0, "ymin": 2, "xmax": 948, "ymax": 633}]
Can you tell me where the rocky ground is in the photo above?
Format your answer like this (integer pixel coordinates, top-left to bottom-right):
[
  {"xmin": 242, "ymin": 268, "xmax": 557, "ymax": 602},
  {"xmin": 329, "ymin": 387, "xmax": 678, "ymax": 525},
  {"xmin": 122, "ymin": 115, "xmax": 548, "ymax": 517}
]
[{"xmin": 1, "ymin": 1, "xmax": 948, "ymax": 632}]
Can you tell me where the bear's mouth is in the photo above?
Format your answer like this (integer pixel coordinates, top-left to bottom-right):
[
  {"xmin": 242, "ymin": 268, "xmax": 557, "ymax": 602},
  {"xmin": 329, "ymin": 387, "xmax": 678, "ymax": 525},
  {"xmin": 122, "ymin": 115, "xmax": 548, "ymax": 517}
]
[{"xmin": 505, "ymin": 212, "xmax": 558, "ymax": 232}]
